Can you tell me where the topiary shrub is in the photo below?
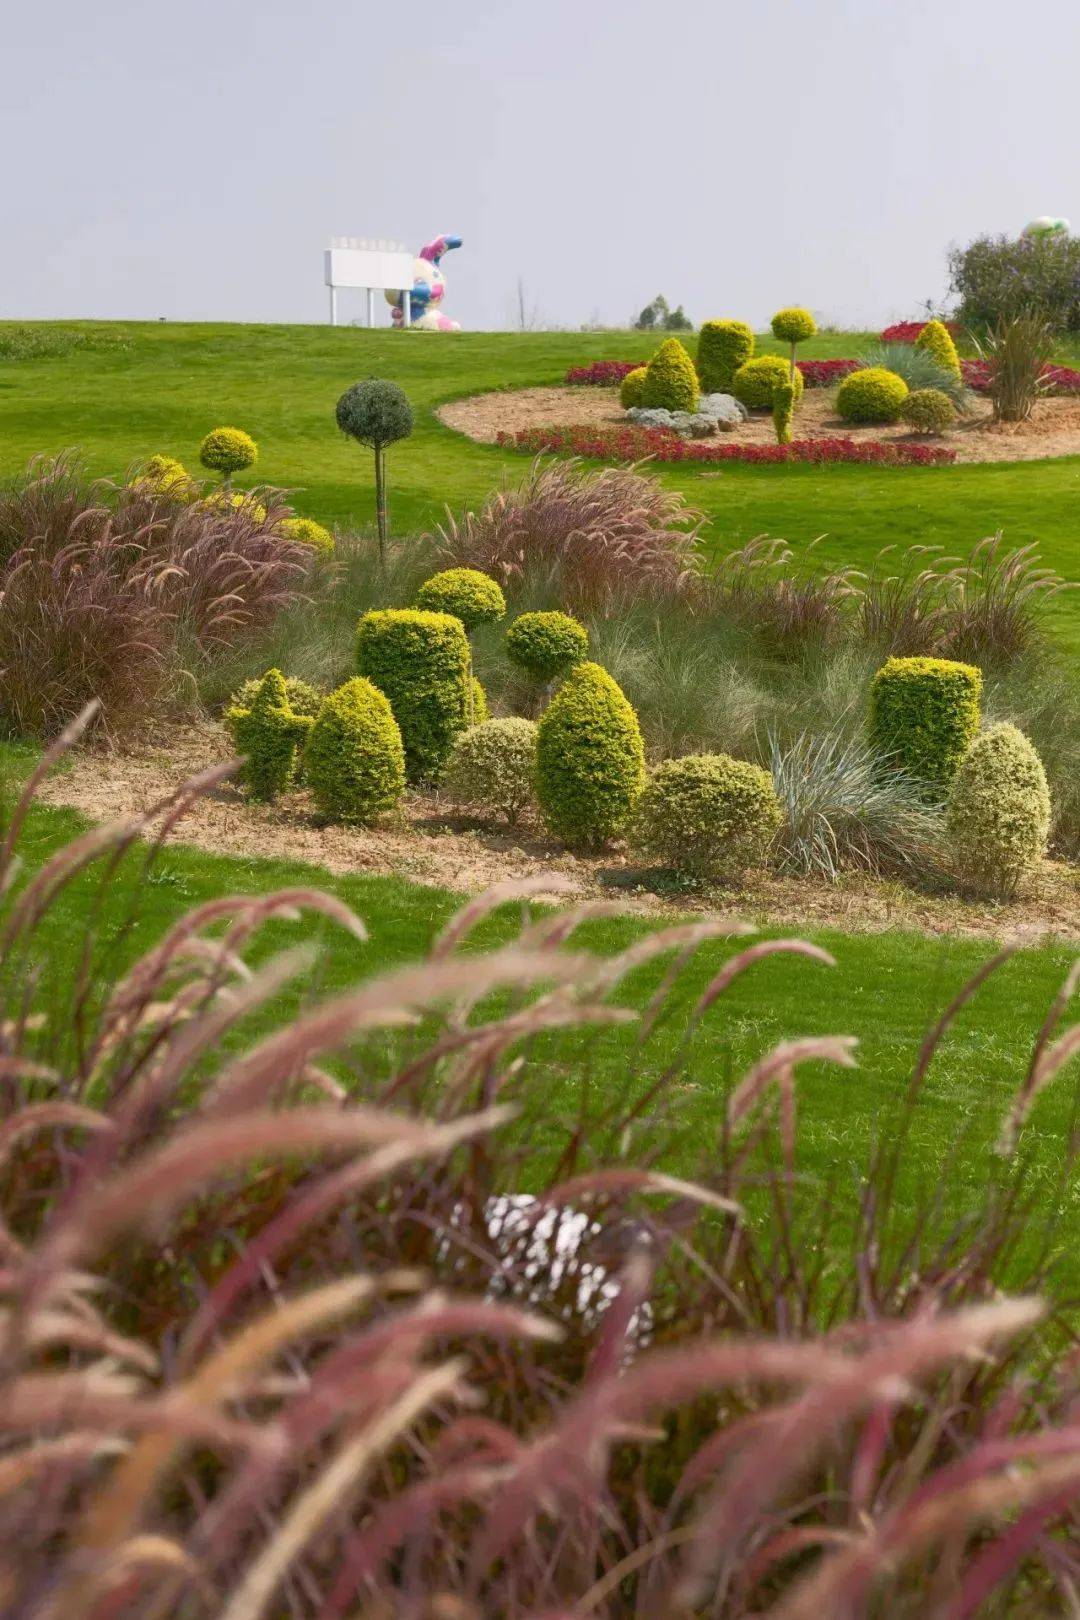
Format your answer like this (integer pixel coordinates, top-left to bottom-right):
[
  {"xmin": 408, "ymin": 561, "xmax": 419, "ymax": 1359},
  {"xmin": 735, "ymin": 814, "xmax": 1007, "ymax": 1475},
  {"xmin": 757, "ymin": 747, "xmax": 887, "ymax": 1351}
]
[
  {"xmin": 915, "ymin": 318, "xmax": 962, "ymax": 381},
  {"xmin": 304, "ymin": 676, "xmax": 405, "ymax": 824},
  {"xmin": 733, "ymin": 355, "xmax": 805, "ymax": 411},
  {"xmin": 505, "ymin": 610, "xmax": 590, "ymax": 684},
  {"xmin": 355, "ymin": 608, "xmax": 470, "ymax": 783},
  {"xmin": 901, "ymin": 388, "xmax": 957, "ymax": 436},
  {"xmin": 869, "ymin": 655, "xmax": 982, "ymax": 794},
  {"xmin": 640, "ymin": 338, "xmax": 699, "ymax": 412},
  {"xmin": 836, "ymin": 367, "xmax": 909, "ymax": 423},
  {"xmin": 696, "ymin": 320, "xmax": 755, "ymax": 394},
  {"xmin": 230, "ymin": 673, "xmax": 322, "ymax": 719},
  {"xmin": 443, "ymin": 716, "xmax": 538, "ymax": 826},
  {"xmin": 415, "ymin": 567, "xmax": 506, "ymax": 632},
  {"xmin": 280, "ymin": 516, "xmax": 335, "ymax": 555},
  {"xmin": 535, "ymin": 661, "xmax": 645, "ymax": 849},
  {"xmin": 336, "ymin": 380, "xmax": 414, "ymax": 567},
  {"xmin": 946, "ymin": 722, "xmax": 1051, "ymax": 898},
  {"xmin": 634, "ymin": 753, "xmax": 782, "ymax": 882},
  {"xmin": 129, "ymin": 454, "xmax": 192, "ymax": 500},
  {"xmin": 770, "ymin": 307, "xmax": 818, "ymax": 381},
  {"xmin": 772, "ymin": 381, "xmax": 796, "ymax": 445},
  {"xmin": 619, "ymin": 366, "xmax": 648, "ymax": 409},
  {"xmin": 225, "ymin": 668, "xmax": 314, "ymax": 801},
  {"xmin": 199, "ymin": 427, "xmax": 257, "ymax": 489},
  {"xmin": 470, "ymin": 675, "xmax": 488, "ymax": 726}
]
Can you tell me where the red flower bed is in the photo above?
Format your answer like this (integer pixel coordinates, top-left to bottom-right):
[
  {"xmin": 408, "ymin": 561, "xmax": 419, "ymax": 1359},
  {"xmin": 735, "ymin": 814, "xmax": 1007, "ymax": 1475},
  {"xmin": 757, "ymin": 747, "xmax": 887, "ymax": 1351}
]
[
  {"xmin": 565, "ymin": 360, "xmax": 639, "ymax": 385},
  {"xmin": 565, "ymin": 353, "xmax": 1080, "ymax": 398},
  {"xmin": 497, "ymin": 424, "xmax": 955, "ymax": 467},
  {"xmin": 959, "ymin": 358, "xmax": 1080, "ymax": 394},
  {"xmin": 880, "ymin": 319, "xmax": 962, "ymax": 342},
  {"xmin": 797, "ymin": 358, "xmax": 860, "ymax": 387}
]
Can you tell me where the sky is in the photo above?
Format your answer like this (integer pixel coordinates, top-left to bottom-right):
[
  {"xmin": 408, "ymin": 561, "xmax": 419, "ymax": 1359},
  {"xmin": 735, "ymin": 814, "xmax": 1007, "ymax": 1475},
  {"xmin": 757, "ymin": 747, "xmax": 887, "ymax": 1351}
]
[{"xmin": 5, "ymin": 0, "xmax": 1080, "ymax": 333}]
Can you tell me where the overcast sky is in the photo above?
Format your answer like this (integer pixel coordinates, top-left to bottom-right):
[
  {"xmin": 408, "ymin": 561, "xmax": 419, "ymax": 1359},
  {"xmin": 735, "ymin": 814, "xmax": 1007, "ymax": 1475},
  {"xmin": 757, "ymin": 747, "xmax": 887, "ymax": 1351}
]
[{"xmin": 5, "ymin": 0, "xmax": 1079, "ymax": 332}]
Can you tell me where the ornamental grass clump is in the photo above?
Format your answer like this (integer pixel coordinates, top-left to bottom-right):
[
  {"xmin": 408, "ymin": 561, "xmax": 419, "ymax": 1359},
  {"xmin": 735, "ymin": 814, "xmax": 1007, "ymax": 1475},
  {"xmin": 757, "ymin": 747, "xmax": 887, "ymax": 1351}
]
[
  {"xmin": 982, "ymin": 313, "xmax": 1056, "ymax": 423},
  {"xmin": 634, "ymin": 752, "xmax": 781, "ymax": 882},
  {"xmin": 858, "ymin": 341, "xmax": 971, "ymax": 407},
  {"xmin": 225, "ymin": 667, "xmax": 314, "ymax": 800},
  {"xmin": 198, "ymin": 425, "xmax": 257, "ymax": 490},
  {"xmin": 947, "ymin": 721, "xmax": 1051, "ymax": 897},
  {"xmin": 356, "ymin": 607, "xmax": 471, "ymax": 782},
  {"xmin": 869, "ymin": 654, "xmax": 982, "ymax": 794},
  {"xmin": 443, "ymin": 715, "xmax": 538, "ymax": 825},
  {"xmin": 696, "ymin": 319, "xmax": 755, "ymax": 393},
  {"xmin": 336, "ymin": 378, "xmax": 414, "ymax": 565},
  {"xmin": 304, "ymin": 675, "xmax": 406, "ymax": 823},
  {"xmin": 535, "ymin": 661, "xmax": 645, "ymax": 848}
]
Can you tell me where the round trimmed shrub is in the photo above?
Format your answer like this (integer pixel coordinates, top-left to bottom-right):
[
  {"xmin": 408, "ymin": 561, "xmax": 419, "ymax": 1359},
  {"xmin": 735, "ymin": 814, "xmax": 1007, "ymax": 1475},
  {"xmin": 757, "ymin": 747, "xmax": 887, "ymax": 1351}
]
[
  {"xmin": 900, "ymin": 388, "xmax": 957, "ymax": 435},
  {"xmin": 634, "ymin": 753, "xmax": 782, "ymax": 881},
  {"xmin": 869, "ymin": 656, "xmax": 982, "ymax": 794},
  {"xmin": 415, "ymin": 567, "xmax": 506, "ymax": 632},
  {"xmin": 444, "ymin": 717, "xmax": 538, "ymax": 826},
  {"xmin": 836, "ymin": 367, "xmax": 909, "ymax": 423},
  {"xmin": 733, "ymin": 355, "xmax": 805, "ymax": 411},
  {"xmin": 505, "ymin": 611, "xmax": 589, "ymax": 684},
  {"xmin": 947, "ymin": 723, "xmax": 1050, "ymax": 897},
  {"xmin": 225, "ymin": 668, "xmax": 314, "ymax": 802},
  {"xmin": 356, "ymin": 608, "xmax": 471, "ymax": 783},
  {"xmin": 641, "ymin": 338, "xmax": 699, "ymax": 412},
  {"xmin": 620, "ymin": 366, "xmax": 648, "ymax": 409},
  {"xmin": 305, "ymin": 677, "xmax": 405, "ymax": 824},
  {"xmin": 915, "ymin": 318, "xmax": 962, "ymax": 381},
  {"xmin": 199, "ymin": 427, "xmax": 257, "ymax": 481},
  {"xmin": 770, "ymin": 307, "xmax": 818, "ymax": 346},
  {"xmin": 535, "ymin": 662, "xmax": 645, "ymax": 850},
  {"xmin": 696, "ymin": 320, "xmax": 755, "ymax": 394},
  {"xmin": 335, "ymin": 380, "xmax": 413, "ymax": 447},
  {"xmin": 280, "ymin": 516, "xmax": 335, "ymax": 555}
]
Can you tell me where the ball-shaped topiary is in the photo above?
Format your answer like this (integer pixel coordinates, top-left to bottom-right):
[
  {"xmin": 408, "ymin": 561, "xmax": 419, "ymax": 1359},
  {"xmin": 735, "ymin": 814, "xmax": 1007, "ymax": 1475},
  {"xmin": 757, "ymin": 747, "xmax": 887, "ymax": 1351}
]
[
  {"xmin": 336, "ymin": 380, "xmax": 414, "ymax": 566},
  {"xmin": 770, "ymin": 307, "xmax": 818, "ymax": 346},
  {"xmin": 836, "ymin": 367, "xmax": 909, "ymax": 423},
  {"xmin": 444, "ymin": 717, "xmax": 538, "ymax": 827},
  {"xmin": 620, "ymin": 366, "xmax": 648, "ymax": 409},
  {"xmin": 915, "ymin": 319, "xmax": 962, "ymax": 382},
  {"xmin": 900, "ymin": 388, "xmax": 957, "ymax": 436},
  {"xmin": 356, "ymin": 608, "xmax": 471, "ymax": 783},
  {"xmin": 946, "ymin": 723, "xmax": 1051, "ymax": 898},
  {"xmin": 640, "ymin": 338, "xmax": 699, "ymax": 413},
  {"xmin": 304, "ymin": 677, "xmax": 406, "ymax": 824},
  {"xmin": 505, "ymin": 611, "xmax": 590, "ymax": 684},
  {"xmin": 535, "ymin": 662, "xmax": 645, "ymax": 850},
  {"xmin": 199, "ymin": 427, "xmax": 257, "ymax": 486},
  {"xmin": 732, "ymin": 355, "xmax": 805, "ymax": 411},
  {"xmin": 634, "ymin": 753, "xmax": 782, "ymax": 881},
  {"xmin": 415, "ymin": 567, "xmax": 507, "ymax": 632},
  {"xmin": 280, "ymin": 516, "xmax": 335, "ymax": 555},
  {"xmin": 225, "ymin": 669, "xmax": 314, "ymax": 801},
  {"xmin": 869, "ymin": 656, "xmax": 982, "ymax": 795},
  {"xmin": 696, "ymin": 320, "xmax": 755, "ymax": 395}
]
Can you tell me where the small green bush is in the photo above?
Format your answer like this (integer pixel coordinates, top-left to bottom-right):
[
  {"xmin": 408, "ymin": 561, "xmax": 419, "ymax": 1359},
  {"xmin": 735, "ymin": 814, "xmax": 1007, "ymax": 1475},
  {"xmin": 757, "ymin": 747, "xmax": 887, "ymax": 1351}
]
[
  {"xmin": 470, "ymin": 675, "xmax": 488, "ymax": 726},
  {"xmin": 869, "ymin": 655, "xmax": 982, "ymax": 793},
  {"xmin": 505, "ymin": 611, "xmax": 589, "ymax": 683},
  {"xmin": 415, "ymin": 567, "xmax": 506, "ymax": 632},
  {"xmin": 304, "ymin": 677, "xmax": 405, "ymax": 824},
  {"xmin": 280, "ymin": 516, "xmax": 335, "ymax": 555},
  {"xmin": 230, "ymin": 674, "xmax": 322, "ymax": 718},
  {"xmin": 199, "ymin": 427, "xmax": 257, "ymax": 485},
  {"xmin": 444, "ymin": 717, "xmax": 538, "ymax": 826},
  {"xmin": 772, "ymin": 381, "xmax": 796, "ymax": 445},
  {"xmin": 356, "ymin": 608, "xmax": 471, "ymax": 783},
  {"xmin": 770, "ymin": 307, "xmax": 818, "ymax": 346},
  {"xmin": 641, "ymin": 338, "xmax": 699, "ymax": 412},
  {"xmin": 947, "ymin": 723, "xmax": 1051, "ymax": 897},
  {"xmin": 915, "ymin": 318, "xmax": 962, "ymax": 381},
  {"xmin": 225, "ymin": 669, "xmax": 313, "ymax": 801},
  {"xmin": 535, "ymin": 662, "xmax": 645, "ymax": 849},
  {"xmin": 732, "ymin": 355, "xmax": 805, "ymax": 411},
  {"xmin": 620, "ymin": 366, "xmax": 648, "ymax": 409},
  {"xmin": 634, "ymin": 753, "xmax": 782, "ymax": 881},
  {"xmin": 696, "ymin": 321, "xmax": 755, "ymax": 394},
  {"xmin": 836, "ymin": 367, "xmax": 909, "ymax": 423},
  {"xmin": 901, "ymin": 388, "xmax": 957, "ymax": 436}
]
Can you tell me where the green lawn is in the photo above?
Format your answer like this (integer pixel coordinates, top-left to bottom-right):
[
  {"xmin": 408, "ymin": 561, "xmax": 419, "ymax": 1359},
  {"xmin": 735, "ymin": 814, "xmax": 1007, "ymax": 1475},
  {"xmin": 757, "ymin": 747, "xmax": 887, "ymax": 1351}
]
[{"xmin": 1, "ymin": 321, "xmax": 1077, "ymax": 652}]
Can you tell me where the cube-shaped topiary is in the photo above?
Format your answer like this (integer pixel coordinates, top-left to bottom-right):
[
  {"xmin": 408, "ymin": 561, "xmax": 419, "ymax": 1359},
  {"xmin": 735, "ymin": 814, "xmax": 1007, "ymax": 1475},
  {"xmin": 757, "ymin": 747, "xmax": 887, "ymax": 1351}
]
[
  {"xmin": 633, "ymin": 753, "xmax": 782, "ymax": 881},
  {"xmin": 619, "ymin": 366, "xmax": 648, "ymax": 409},
  {"xmin": 304, "ymin": 677, "xmax": 406, "ymax": 824},
  {"xmin": 505, "ymin": 611, "xmax": 589, "ymax": 684},
  {"xmin": 199, "ymin": 427, "xmax": 258, "ymax": 488},
  {"xmin": 915, "ymin": 319, "xmax": 962, "ymax": 381},
  {"xmin": 415, "ymin": 567, "xmax": 506, "ymax": 632},
  {"xmin": 444, "ymin": 716, "xmax": 538, "ymax": 826},
  {"xmin": 356, "ymin": 608, "xmax": 471, "ymax": 782},
  {"xmin": 733, "ymin": 355, "xmax": 805, "ymax": 411},
  {"xmin": 280, "ymin": 516, "xmax": 335, "ymax": 555},
  {"xmin": 836, "ymin": 367, "xmax": 909, "ymax": 423},
  {"xmin": 772, "ymin": 381, "xmax": 796, "ymax": 445},
  {"xmin": 869, "ymin": 655, "xmax": 982, "ymax": 794},
  {"xmin": 640, "ymin": 338, "xmax": 699, "ymax": 412},
  {"xmin": 946, "ymin": 722, "xmax": 1050, "ymax": 898},
  {"xmin": 696, "ymin": 320, "xmax": 755, "ymax": 394},
  {"xmin": 225, "ymin": 669, "xmax": 314, "ymax": 801},
  {"xmin": 535, "ymin": 661, "xmax": 645, "ymax": 849},
  {"xmin": 900, "ymin": 388, "xmax": 957, "ymax": 435}
]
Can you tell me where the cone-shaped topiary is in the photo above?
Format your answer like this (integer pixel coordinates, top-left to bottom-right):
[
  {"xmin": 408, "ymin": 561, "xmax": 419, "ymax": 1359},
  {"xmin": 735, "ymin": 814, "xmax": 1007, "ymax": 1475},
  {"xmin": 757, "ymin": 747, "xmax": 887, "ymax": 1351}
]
[
  {"xmin": 415, "ymin": 567, "xmax": 506, "ymax": 632},
  {"xmin": 915, "ymin": 319, "xmax": 962, "ymax": 381},
  {"xmin": 900, "ymin": 388, "xmax": 957, "ymax": 435},
  {"xmin": 771, "ymin": 307, "xmax": 818, "ymax": 382},
  {"xmin": 772, "ymin": 381, "xmax": 796, "ymax": 445},
  {"xmin": 199, "ymin": 427, "xmax": 257, "ymax": 489},
  {"xmin": 947, "ymin": 722, "xmax": 1050, "ymax": 897},
  {"xmin": 335, "ymin": 379, "xmax": 414, "ymax": 567},
  {"xmin": 505, "ymin": 611, "xmax": 589, "ymax": 684},
  {"xmin": 869, "ymin": 656, "xmax": 982, "ymax": 794},
  {"xmin": 620, "ymin": 366, "xmax": 648, "ymax": 408},
  {"xmin": 225, "ymin": 668, "xmax": 314, "ymax": 801},
  {"xmin": 536, "ymin": 661, "xmax": 645, "ymax": 849},
  {"xmin": 836, "ymin": 367, "xmax": 909, "ymax": 423},
  {"xmin": 280, "ymin": 516, "xmax": 335, "ymax": 555},
  {"xmin": 356, "ymin": 608, "xmax": 470, "ymax": 783},
  {"xmin": 304, "ymin": 677, "xmax": 406, "ymax": 824},
  {"xmin": 696, "ymin": 321, "xmax": 755, "ymax": 394},
  {"xmin": 444, "ymin": 717, "xmax": 538, "ymax": 826},
  {"xmin": 634, "ymin": 753, "xmax": 782, "ymax": 881},
  {"xmin": 733, "ymin": 355, "xmax": 805, "ymax": 411},
  {"xmin": 640, "ymin": 338, "xmax": 699, "ymax": 412}
]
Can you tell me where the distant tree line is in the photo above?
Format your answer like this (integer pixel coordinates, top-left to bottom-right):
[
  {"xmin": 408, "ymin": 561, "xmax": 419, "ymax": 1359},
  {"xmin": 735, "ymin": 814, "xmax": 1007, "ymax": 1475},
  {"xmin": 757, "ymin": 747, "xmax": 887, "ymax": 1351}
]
[{"xmin": 633, "ymin": 294, "xmax": 693, "ymax": 333}]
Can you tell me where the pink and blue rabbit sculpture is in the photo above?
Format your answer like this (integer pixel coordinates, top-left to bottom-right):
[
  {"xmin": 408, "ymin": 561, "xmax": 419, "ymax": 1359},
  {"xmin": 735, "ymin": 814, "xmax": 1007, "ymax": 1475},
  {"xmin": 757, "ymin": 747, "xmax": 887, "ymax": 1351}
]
[{"xmin": 386, "ymin": 235, "xmax": 463, "ymax": 330}]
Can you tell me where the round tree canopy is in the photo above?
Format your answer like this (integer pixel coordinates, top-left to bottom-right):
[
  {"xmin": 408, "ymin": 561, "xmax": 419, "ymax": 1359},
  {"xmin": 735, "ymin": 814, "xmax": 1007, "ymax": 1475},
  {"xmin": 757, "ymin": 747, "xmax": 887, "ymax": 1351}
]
[{"xmin": 336, "ymin": 380, "xmax": 414, "ymax": 449}]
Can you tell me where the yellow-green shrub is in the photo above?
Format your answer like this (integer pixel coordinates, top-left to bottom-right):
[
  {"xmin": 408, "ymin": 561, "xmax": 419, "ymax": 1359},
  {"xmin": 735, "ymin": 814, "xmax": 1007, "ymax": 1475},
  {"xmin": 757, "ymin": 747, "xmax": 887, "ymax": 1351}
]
[
  {"xmin": 946, "ymin": 722, "xmax": 1051, "ymax": 897},
  {"xmin": 505, "ymin": 611, "xmax": 589, "ymax": 683},
  {"xmin": 230, "ymin": 674, "xmax": 322, "ymax": 718},
  {"xmin": 225, "ymin": 668, "xmax": 314, "ymax": 801},
  {"xmin": 900, "ymin": 388, "xmax": 957, "ymax": 435},
  {"xmin": 535, "ymin": 662, "xmax": 645, "ymax": 849},
  {"xmin": 869, "ymin": 656, "xmax": 982, "ymax": 793},
  {"xmin": 304, "ymin": 677, "xmax": 405, "ymax": 824},
  {"xmin": 356, "ymin": 608, "xmax": 471, "ymax": 782},
  {"xmin": 770, "ymin": 307, "xmax": 818, "ymax": 346},
  {"xmin": 415, "ymin": 567, "xmax": 506, "ymax": 632},
  {"xmin": 620, "ymin": 366, "xmax": 648, "ymax": 408},
  {"xmin": 199, "ymin": 426, "xmax": 258, "ymax": 484},
  {"xmin": 696, "ymin": 321, "xmax": 755, "ymax": 394},
  {"xmin": 634, "ymin": 753, "xmax": 782, "ymax": 881},
  {"xmin": 641, "ymin": 338, "xmax": 699, "ymax": 412},
  {"xmin": 915, "ymin": 319, "xmax": 962, "ymax": 381},
  {"xmin": 733, "ymin": 355, "xmax": 804, "ymax": 411},
  {"xmin": 280, "ymin": 516, "xmax": 335, "ymax": 555},
  {"xmin": 129, "ymin": 454, "xmax": 192, "ymax": 500},
  {"xmin": 836, "ymin": 367, "xmax": 909, "ymax": 423},
  {"xmin": 772, "ymin": 381, "xmax": 796, "ymax": 445},
  {"xmin": 444, "ymin": 717, "xmax": 538, "ymax": 826},
  {"xmin": 202, "ymin": 489, "xmax": 269, "ymax": 524},
  {"xmin": 470, "ymin": 675, "xmax": 488, "ymax": 726}
]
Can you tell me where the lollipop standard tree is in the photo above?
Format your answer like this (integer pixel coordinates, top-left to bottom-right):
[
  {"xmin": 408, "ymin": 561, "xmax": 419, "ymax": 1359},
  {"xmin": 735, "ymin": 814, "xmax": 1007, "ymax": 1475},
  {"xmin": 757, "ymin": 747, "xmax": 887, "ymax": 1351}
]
[
  {"xmin": 770, "ymin": 306, "xmax": 818, "ymax": 384},
  {"xmin": 335, "ymin": 380, "xmax": 414, "ymax": 567}
]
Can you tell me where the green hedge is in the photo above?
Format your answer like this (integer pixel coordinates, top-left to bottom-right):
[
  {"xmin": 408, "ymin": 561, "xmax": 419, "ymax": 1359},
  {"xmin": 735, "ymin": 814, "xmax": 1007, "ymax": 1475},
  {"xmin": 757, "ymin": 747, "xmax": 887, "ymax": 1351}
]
[
  {"xmin": 535, "ymin": 662, "xmax": 645, "ymax": 849},
  {"xmin": 696, "ymin": 320, "xmax": 754, "ymax": 394},
  {"xmin": 305, "ymin": 677, "xmax": 406, "ymax": 824},
  {"xmin": 356, "ymin": 608, "xmax": 471, "ymax": 783},
  {"xmin": 869, "ymin": 655, "xmax": 982, "ymax": 793}
]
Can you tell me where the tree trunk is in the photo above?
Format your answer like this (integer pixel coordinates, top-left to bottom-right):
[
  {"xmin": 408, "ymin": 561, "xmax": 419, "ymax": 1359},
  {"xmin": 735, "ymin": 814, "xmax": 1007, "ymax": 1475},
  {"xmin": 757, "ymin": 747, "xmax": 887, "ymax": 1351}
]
[{"xmin": 374, "ymin": 446, "xmax": 387, "ymax": 568}]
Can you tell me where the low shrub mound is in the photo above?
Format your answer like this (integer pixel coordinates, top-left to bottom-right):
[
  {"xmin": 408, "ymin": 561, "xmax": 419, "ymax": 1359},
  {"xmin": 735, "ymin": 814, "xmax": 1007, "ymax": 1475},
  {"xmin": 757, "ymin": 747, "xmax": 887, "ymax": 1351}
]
[
  {"xmin": 901, "ymin": 388, "xmax": 957, "ymax": 435},
  {"xmin": 634, "ymin": 752, "xmax": 782, "ymax": 881},
  {"xmin": 869, "ymin": 655, "xmax": 982, "ymax": 793},
  {"xmin": 696, "ymin": 319, "xmax": 755, "ymax": 394},
  {"xmin": 356, "ymin": 608, "xmax": 471, "ymax": 782},
  {"xmin": 536, "ymin": 661, "xmax": 645, "ymax": 849},
  {"xmin": 640, "ymin": 337, "xmax": 699, "ymax": 412},
  {"xmin": 225, "ymin": 668, "xmax": 314, "ymax": 801},
  {"xmin": 505, "ymin": 610, "xmax": 589, "ymax": 683},
  {"xmin": 280, "ymin": 515, "xmax": 335, "ymax": 554},
  {"xmin": 947, "ymin": 721, "xmax": 1051, "ymax": 897},
  {"xmin": 304, "ymin": 676, "xmax": 406, "ymax": 823},
  {"xmin": 415, "ymin": 566, "xmax": 507, "ymax": 631},
  {"xmin": 619, "ymin": 365, "xmax": 648, "ymax": 408},
  {"xmin": 837, "ymin": 367, "xmax": 910, "ymax": 422},
  {"xmin": 199, "ymin": 425, "xmax": 257, "ymax": 486},
  {"xmin": 915, "ymin": 318, "xmax": 963, "ymax": 381},
  {"xmin": 443, "ymin": 716, "xmax": 538, "ymax": 826},
  {"xmin": 733, "ymin": 355, "xmax": 805, "ymax": 410}
]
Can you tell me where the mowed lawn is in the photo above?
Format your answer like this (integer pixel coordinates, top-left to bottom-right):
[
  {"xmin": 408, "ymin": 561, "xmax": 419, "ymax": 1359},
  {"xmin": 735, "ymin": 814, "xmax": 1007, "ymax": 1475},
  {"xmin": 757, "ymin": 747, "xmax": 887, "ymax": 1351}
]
[{"xmin": 0, "ymin": 321, "xmax": 1078, "ymax": 652}]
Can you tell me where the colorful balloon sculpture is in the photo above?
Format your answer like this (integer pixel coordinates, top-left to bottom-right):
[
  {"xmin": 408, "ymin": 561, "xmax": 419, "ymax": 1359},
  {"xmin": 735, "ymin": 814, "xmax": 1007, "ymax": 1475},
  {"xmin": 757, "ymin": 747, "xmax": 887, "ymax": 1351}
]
[
  {"xmin": 386, "ymin": 235, "xmax": 463, "ymax": 330},
  {"xmin": 1022, "ymin": 216, "xmax": 1071, "ymax": 239}
]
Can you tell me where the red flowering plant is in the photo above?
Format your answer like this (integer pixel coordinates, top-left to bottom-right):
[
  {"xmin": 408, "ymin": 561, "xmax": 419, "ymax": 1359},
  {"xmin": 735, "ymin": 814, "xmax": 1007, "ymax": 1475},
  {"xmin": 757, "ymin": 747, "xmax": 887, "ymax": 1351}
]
[
  {"xmin": 880, "ymin": 319, "xmax": 963, "ymax": 342},
  {"xmin": 797, "ymin": 359, "xmax": 860, "ymax": 387},
  {"xmin": 565, "ymin": 361, "xmax": 640, "ymax": 385},
  {"xmin": 497, "ymin": 424, "xmax": 956, "ymax": 467}
]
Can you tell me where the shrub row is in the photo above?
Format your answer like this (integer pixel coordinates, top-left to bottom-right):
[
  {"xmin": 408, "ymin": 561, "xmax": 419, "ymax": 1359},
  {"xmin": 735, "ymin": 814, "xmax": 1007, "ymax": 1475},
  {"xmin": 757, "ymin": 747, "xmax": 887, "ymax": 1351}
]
[{"xmin": 496, "ymin": 425, "xmax": 957, "ymax": 466}]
